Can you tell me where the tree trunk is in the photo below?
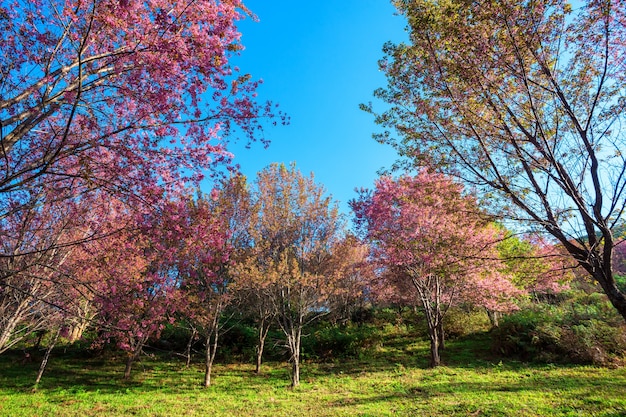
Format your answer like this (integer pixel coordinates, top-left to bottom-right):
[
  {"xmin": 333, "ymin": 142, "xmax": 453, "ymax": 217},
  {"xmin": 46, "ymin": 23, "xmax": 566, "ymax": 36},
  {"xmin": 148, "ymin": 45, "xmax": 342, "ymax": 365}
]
[
  {"xmin": 204, "ymin": 320, "xmax": 219, "ymax": 388},
  {"xmin": 34, "ymin": 328, "xmax": 60, "ymax": 388},
  {"xmin": 123, "ymin": 355, "xmax": 134, "ymax": 380},
  {"xmin": 123, "ymin": 342, "xmax": 144, "ymax": 380},
  {"xmin": 67, "ymin": 325, "xmax": 82, "ymax": 344},
  {"xmin": 428, "ymin": 326, "xmax": 441, "ymax": 367},
  {"xmin": 256, "ymin": 337, "xmax": 265, "ymax": 374},
  {"xmin": 255, "ymin": 316, "xmax": 270, "ymax": 374},
  {"xmin": 290, "ymin": 348, "xmax": 300, "ymax": 388},
  {"xmin": 204, "ymin": 352, "xmax": 212, "ymax": 387},
  {"xmin": 286, "ymin": 327, "xmax": 302, "ymax": 388},
  {"xmin": 0, "ymin": 303, "xmax": 27, "ymax": 352},
  {"xmin": 185, "ymin": 327, "xmax": 197, "ymax": 368},
  {"xmin": 594, "ymin": 270, "xmax": 626, "ymax": 322},
  {"xmin": 487, "ymin": 310, "xmax": 500, "ymax": 328},
  {"xmin": 67, "ymin": 318, "xmax": 90, "ymax": 344},
  {"xmin": 68, "ymin": 302, "xmax": 94, "ymax": 343},
  {"xmin": 437, "ymin": 320, "xmax": 445, "ymax": 351}
]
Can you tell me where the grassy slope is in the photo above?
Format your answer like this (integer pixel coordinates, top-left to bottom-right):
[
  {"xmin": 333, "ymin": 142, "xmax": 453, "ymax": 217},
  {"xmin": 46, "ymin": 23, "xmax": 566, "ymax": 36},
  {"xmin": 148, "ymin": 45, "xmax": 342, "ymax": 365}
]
[{"xmin": 1, "ymin": 332, "xmax": 625, "ymax": 416}]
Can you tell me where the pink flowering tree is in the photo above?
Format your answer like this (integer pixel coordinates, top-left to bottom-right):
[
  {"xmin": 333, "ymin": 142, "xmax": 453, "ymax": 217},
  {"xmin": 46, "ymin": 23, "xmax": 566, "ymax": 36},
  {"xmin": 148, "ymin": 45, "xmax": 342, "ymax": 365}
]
[
  {"xmin": 0, "ymin": 0, "xmax": 284, "ymax": 264},
  {"xmin": 0, "ymin": 186, "xmax": 96, "ymax": 354},
  {"xmin": 351, "ymin": 172, "xmax": 520, "ymax": 366},
  {"xmin": 175, "ymin": 187, "xmax": 239, "ymax": 388},
  {"xmin": 0, "ymin": 0, "xmax": 283, "ymax": 361},
  {"xmin": 83, "ymin": 199, "xmax": 185, "ymax": 379},
  {"xmin": 323, "ymin": 234, "xmax": 376, "ymax": 324}
]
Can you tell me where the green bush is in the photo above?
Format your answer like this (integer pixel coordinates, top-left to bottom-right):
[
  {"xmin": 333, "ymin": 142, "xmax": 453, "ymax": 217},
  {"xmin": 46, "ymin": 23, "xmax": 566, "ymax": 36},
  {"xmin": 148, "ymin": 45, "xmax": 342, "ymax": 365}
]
[
  {"xmin": 492, "ymin": 290, "xmax": 626, "ymax": 366},
  {"xmin": 443, "ymin": 307, "xmax": 492, "ymax": 338},
  {"xmin": 216, "ymin": 322, "xmax": 259, "ymax": 362},
  {"xmin": 301, "ymin": 323, "xmax": 382, "ymax": 360}
]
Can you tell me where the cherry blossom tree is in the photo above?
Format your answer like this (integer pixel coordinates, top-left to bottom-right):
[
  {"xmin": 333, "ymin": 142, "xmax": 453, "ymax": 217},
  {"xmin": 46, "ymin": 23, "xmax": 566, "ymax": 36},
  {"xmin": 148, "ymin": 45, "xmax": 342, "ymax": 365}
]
[
  {"xmin": 176, "ymin": 177, "xmax": 252, "ymax": 387},
  {"xmin": 0, "ymin": 187, "xmax": 93, "ymax": 353},
  {"xmin": 0, "ymin": 0, "xmax": 284, "ymax": 263},
  {"xmin": 367, "ymin": 0, "xmax": 626, "ymax": 320},
  {"xmin": 82, "ymin": 199, "xmax": 185, "ymax": 379},
  {"xmin": 352, "ymin": 172, "xmax": 520, "ymax": 366}
]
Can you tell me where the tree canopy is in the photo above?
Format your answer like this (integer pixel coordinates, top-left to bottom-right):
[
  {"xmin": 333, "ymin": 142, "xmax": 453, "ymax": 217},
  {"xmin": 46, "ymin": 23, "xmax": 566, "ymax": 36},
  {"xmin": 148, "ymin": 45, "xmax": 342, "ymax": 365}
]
[{"xmin": 366, "ymin": 0, "xmax": 626, "ymax": 319}]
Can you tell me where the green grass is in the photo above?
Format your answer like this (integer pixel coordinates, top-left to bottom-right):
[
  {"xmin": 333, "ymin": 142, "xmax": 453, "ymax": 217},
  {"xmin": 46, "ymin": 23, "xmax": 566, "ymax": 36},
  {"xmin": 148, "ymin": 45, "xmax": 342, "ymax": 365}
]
[{"xmin": 1, "ymin": 332, "xmax": 625, "ymax": 416}]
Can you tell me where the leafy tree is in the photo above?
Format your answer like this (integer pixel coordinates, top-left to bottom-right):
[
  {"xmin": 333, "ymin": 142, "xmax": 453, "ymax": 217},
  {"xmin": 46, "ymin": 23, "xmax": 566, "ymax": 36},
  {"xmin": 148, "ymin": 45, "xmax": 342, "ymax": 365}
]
[
  {"xmin": 86, "ymin": 199, "xmax": 186, "ymax": 379},
  {"xmin": 352, "ymin": 172, "xmax": 520, "ymax": 366},
  {"xmin": 245, "ymin": 163, "xmax": 342, "ymax": 387},
  {"xmin": 367, "ymin": 0, "xmax": 626, "ymax": 319},
  {"xmin": 233, "ymin": 277, "xmax": 276, "ymax": 374},
  {"xmin": 492, "ymin": 229, "xmax": 574, "ymax": 325}
]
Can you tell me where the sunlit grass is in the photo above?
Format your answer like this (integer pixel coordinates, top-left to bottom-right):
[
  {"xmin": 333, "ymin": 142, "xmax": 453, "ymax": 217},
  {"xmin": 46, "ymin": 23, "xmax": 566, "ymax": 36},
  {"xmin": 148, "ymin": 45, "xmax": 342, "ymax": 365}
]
[{"xmin": 1, "ymin": 333, "xmax": 625, "ymax": 416}]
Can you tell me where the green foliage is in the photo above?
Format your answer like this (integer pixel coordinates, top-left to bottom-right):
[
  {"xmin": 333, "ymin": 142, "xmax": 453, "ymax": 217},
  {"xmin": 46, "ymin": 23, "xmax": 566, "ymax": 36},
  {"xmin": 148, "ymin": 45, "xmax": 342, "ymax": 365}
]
[
  {"xmin": 157, "ymin": 324, "xmax": 195, "ymax": 352},
  {"xmin": 492, "ymin": 289, "xmax": 626, "ymax": 366},
  {"xmin": 301, "ymin": 324, "xmax": 382, "ymax": 361},
  {"xmin": 615, "ymin": 275, "xmax": 626, "ymax": 293},
  {"xmin": 443, "ymin": 307, "xmax": 492, "ymax": 338},
  {"xmin": 215, "ymin": 322, "xmax": 258, "ymax": 362}
]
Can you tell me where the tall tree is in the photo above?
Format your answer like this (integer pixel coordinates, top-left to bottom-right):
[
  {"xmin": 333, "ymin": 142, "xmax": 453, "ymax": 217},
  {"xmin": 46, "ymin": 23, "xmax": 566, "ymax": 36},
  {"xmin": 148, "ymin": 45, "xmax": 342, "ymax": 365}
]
[
  {"xmin": 178, "ymin": 177, "xmax": 251, "ymax": 387},
  {"xmin": 87, "ymin": 198, "xmax": 185, "ymax": 379},
  {"xmin": 248, "ymin": 163, "xmax": 342, "ymax": 387},
  {"xmin": 352, "ymin": 172, "xmax": 520, "ymax": 366},
  {"xmin": 367, "ymin": 0, "xmax": 626, "ymax": 319}
]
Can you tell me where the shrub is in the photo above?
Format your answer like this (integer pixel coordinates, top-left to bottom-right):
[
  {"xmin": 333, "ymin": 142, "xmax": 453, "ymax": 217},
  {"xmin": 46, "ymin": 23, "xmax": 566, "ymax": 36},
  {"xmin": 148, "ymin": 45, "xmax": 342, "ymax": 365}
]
[
  {"xmin": 443, "ymin": 307, "xmax": 492, "ymax": 338},
  {"xmin": 492, "ymin": 289, "xmax": 626, "ymax": 366},
  {"xmin": 301, "ymin": 323, "xmax": 382, "ymax": 360}
]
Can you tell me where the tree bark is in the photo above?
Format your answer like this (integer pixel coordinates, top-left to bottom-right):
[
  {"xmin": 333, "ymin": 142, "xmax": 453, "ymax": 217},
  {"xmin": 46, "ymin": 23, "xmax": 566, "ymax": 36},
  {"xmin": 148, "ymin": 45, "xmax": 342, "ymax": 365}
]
[
  {"xmin": 255, "ymin": 316, "xmax": 271, "ymax": 374},
  {"xmin": 0, "ymin": 316, "xmax": 21, "ymax": 353},
  {"xmin": 255, "ymin": 337, "xmax": 265, "ymax": 374},
  {"xmin": 428, "ymin": 326, "xmax": 441, "ymax": 368},
  {"xmin": 203, "ymin": 331, "xmax": 218, "ymax": 388},
  {"xmin": 204, "ymin": 353, "xmax": 212, "ymax": 387},
  {"xmin": 286, "ymin": 326, "xmax": 302, "ymax": 388},
  {"xmin": 487, "ymin": 310, "xmax": 500, "ymax": 328},
  {"xmin": 436, "ymin": 319, "xmax": 445, "ymax": 351},
  {"xmin": 593, "ymin": 268, "xmax": 626, "ymax": 322},
  {"xmin": 290, "ymin": 348, "xmax": 300, "ymax": 388},
  {"xmin": 34, "ymin": 328, "xmax": 60, "ymax": 388},
  {"xmin": 203, "ymin": 314, "xmax": 220, "ymax": 388},
  {"xmin": 123, "ymin": 341, "xmax": 145, "ymax": 380},
  {"xmin": 123, "ymin": 354, "xmax": 135, "ymax": 380},
  {"xmin": 185, "ymin": 327, "xmax": 197, "ymax": 368}
]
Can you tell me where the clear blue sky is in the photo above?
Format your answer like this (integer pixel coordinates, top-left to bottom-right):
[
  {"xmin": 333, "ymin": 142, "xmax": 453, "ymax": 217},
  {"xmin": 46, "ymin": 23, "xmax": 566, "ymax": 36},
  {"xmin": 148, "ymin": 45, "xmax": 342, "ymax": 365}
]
[{"xmin": 226, "ymin": 1, "xmax": 408, "ymax": 215}]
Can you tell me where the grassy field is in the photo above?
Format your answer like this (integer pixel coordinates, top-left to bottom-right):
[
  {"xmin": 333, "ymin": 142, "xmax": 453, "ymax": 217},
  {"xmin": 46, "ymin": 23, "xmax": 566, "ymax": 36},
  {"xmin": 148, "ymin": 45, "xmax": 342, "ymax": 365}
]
[{"xmin": 1, "ymin": 332, "xmax": 626, "ymax": 416}]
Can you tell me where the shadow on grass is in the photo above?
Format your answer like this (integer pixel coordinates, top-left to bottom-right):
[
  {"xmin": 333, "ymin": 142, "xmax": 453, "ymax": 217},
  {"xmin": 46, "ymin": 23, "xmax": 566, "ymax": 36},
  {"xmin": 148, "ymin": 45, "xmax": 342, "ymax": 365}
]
[
  {"xmin": 321, "ymin": 371, "xmax": 626, "ymax": 415},
  {"xmin": 0, "ymin": 349, "xmax": 182, "ymax": 394},
  {"xmin": 2, "ymin": 330, "xmax": 625, "ymax": 410}
]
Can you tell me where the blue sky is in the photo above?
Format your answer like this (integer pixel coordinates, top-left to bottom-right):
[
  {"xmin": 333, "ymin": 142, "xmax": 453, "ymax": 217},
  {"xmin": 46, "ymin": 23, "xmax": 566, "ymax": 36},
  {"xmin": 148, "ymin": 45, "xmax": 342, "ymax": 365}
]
[{"xmin": 227, "ymin": 1, "xmax": 408, "ymax": 215}]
